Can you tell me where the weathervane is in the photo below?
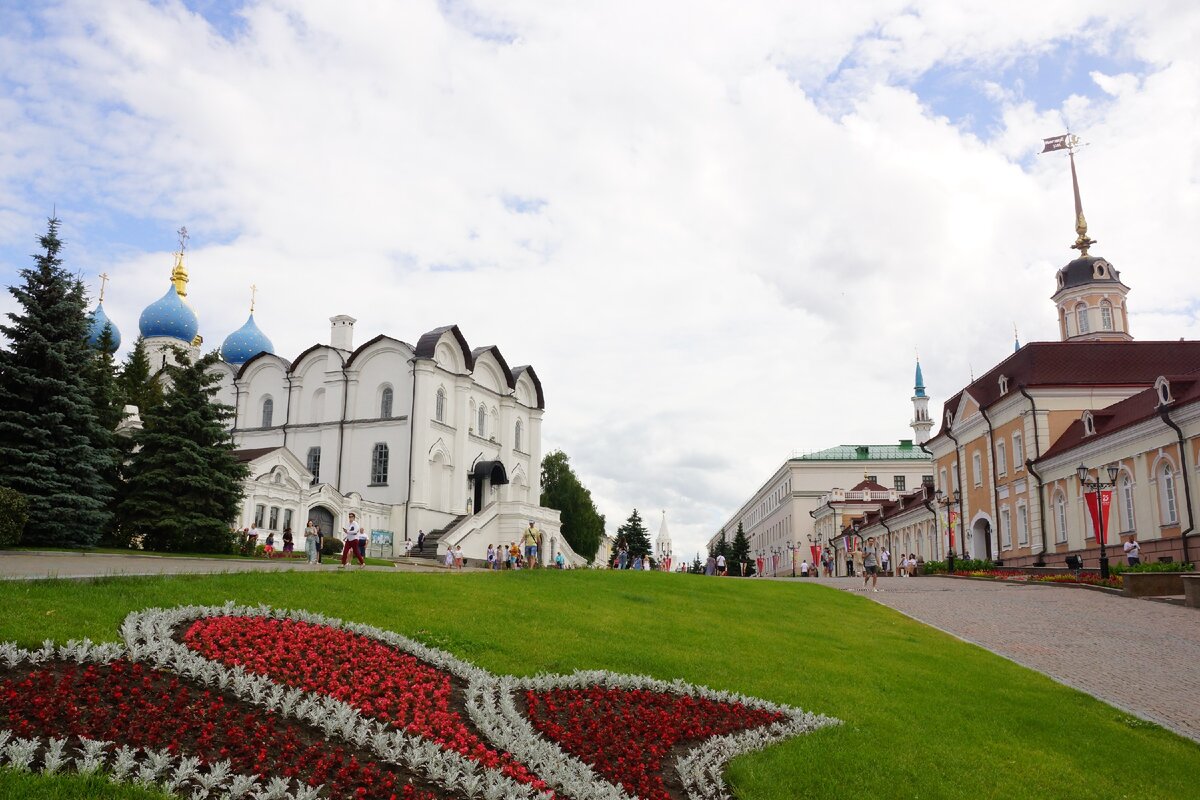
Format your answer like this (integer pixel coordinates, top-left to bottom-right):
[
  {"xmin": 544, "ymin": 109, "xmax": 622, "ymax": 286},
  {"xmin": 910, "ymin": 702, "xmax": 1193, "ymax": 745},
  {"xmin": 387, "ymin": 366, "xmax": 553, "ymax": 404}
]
[
  {"xmin": 1040, "ymin": 132, "xmax": 1095, "ymax": 256},
  {"xmin": 98, "ymin": 272, "xmax": 109, "ymax": 304}
]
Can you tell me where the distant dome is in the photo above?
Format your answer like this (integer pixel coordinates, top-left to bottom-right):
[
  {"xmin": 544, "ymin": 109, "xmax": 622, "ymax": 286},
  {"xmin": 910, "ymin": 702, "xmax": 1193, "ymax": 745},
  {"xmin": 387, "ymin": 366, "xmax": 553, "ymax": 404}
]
[
  {"xmin": 221, "ymin": 313, "xmax": 274, "ymax": 365},
  {"xmin": 1056, "ymin": 256, "xmax": 1122, "ymax": 292},
  {"xmin": 139, "ymin": 285, "xmax": 200, "ymax": 343},
  {"xmin": 86, "ymin": 303, "xmax": 121, "ymax": 353}
]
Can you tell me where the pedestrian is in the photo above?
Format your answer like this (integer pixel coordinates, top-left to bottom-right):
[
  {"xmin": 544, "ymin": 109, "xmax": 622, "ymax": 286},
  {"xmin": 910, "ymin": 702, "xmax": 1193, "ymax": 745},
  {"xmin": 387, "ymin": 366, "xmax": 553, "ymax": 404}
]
[
  {"xmin": 402, "ymin": 537, "xmax": 411, "ymax": 557},
  {"xmin": 246, "ymin": 525, "xmax": 259, "ymax": 553},
  {"xmin": 705, "ymin": 554, "xmax": 717, "ymax": 576},
  {"xmin": 618, "ymin": 545, "xmax": 629, "ymax": 570},
  {"xmin": 496, "ymin": 543, "xmax": 504, "ymax": 570},
  {"xmin": 454, "ymin": 544, "xmax": 464, "ymax": 570},
  {"xmin": 509, "ymin": 541, "xmax": 520, "ymax": 569},
  {"xmin": 355, "ymin": 523, "xmax": 368, "ymax": 565},
  {"xmin": 862, "ymin": 536, "xmax": 880, "ymax": 592},
  {"xmin": 282, "ymin": 527, "xmax": 294, "ymax": 555},
  {"xmin": 444, "ymin": 547, "xmax": 454, "ymax": 568},
  {"xmin": 852, "ymin": 545, "xmax": 865, "ymax": 578},
  {"xmin": 632, "ymin": 555, "xmax": 642, "ymax": 570},
  {"xmin": 339, "ymin": 512, "xmax": 364, "ymax": 568},
  {"xmin": 304, "ymin": 520, "xmax": 319, "ymax": 564},
  {"xmin": 1122, "ymin": 536, "xmax": 1142, "ymax": 566},
  {"xmin": 555, "ymin": 551, "xmax": 565, "ymax": 569},
  {"xmin": 486, "ymin": 543, "xmax": 496, "ymax": 570},
  {"xmin": 800, "ymin": 559, "xmax": 809, "ymax": 577},
  {"xmin": 881, "ymin": 548, "xmax": 890, "ymax": 575},
  {"xmin": 716, "ymin": 553, "xmax": 727, "ymax": 576},
  {"xmin": 523, "ymin": 521, "xmax": 540, "ymax": 568},
  {"xmin": 315, "ymin": 526, "xmax": 324, "ymax": 564},
  {"xmin": 417, "ymin": 529, "xmax": 426, "ymax": 553},
  {"xmin": 263, "ymin": 531, "xmax": 275, "ymax": 556}
]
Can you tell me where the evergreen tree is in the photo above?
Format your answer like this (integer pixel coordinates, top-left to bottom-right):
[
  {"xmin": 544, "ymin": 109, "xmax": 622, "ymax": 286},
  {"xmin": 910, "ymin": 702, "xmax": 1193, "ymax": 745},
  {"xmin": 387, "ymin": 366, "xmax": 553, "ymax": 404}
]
[
  {"xmin": 0, "ymin": 218, "xmax": 112, "ymax": 545},
  {"xmin": 714, "ymin": 530, "xmax": 730, "ymax": 560},
  {"xmin": 690, "ymin": 553, "xmax": 704, "ymax": 574},
  {"xmin": 85, "ymin": 324, "xmax": 127, "ymax": 546},
  {"xmin": 119, "ymin": 336, "xmax": 163, "ymax": 415},
  {"xmin": 118, "ymin": 349, "xmax": 247, "ymax": 552},
  {"xmin": 616, "ymin": 508, "xmax": 651, "ymax": 560},
  {"xmin": 540, "ymin": 450, "xmax": 605, "ymax": 561},
  {"xmin": 730, "ymin": 522, "xmax": 754, "ymax": 577}
]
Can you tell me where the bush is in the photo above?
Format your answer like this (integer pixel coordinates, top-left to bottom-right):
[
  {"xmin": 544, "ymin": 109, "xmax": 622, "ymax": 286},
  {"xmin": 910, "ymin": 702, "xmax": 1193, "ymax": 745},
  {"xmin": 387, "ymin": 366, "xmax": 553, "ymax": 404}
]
[
  {"xmin": 1111, "ymin": 561, "xmax": 1194, "ymax": 574},
  {"xmin": 0, "ymin": 487, "xmax": 29, "ymax": 548},
  {"xmin": 922, "ymin": 558, "xmax": 993, "ymax": 575},
  {"xmin": 321, "ymin": 537, "xmax": 341, "ymax": 557}
]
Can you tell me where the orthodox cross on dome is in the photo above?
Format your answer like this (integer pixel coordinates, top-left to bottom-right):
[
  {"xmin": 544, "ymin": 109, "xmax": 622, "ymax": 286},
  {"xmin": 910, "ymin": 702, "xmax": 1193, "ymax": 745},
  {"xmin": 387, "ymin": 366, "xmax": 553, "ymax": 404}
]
[
  {"xmin": 1041, "ymin": 133, "xmax": 1095, "ymax": 256},
  {"xmin": 177, "ymin": 226, "xmax": 189, "ymax": 253},
  {"xmin": 171, "ymin": 226, "xmax": 190, "ymax": 298},
  {"xmin": 250, "ymin": 284, "xmax": 257, "ymax": 314},
  {"xmin": 98, "ymin": 272, "xmax": 109, "ymax": 304}
]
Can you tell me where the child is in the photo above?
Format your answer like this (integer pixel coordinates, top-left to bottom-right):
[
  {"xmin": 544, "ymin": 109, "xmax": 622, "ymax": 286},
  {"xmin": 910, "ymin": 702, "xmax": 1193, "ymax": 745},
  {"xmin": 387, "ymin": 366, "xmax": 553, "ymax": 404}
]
[{"xmin": 263, "ymin": 531, "xmax": 275, "ymax": 556}]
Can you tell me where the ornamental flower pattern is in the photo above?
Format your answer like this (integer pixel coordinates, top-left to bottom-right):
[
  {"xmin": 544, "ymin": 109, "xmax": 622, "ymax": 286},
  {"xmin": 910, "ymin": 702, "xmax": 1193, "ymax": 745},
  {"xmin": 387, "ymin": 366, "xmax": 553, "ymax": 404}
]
[{"xmin": 0, "ymin": 604, "xmax": 839, "ymax": 800}]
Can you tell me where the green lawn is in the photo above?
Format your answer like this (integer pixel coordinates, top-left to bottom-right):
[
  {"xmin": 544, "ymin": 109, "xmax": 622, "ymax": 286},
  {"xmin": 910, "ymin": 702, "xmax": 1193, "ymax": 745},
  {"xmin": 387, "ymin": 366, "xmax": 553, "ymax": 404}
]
[
  {"xmin": 10, "ymin": 546, "xmax": 393, "ymax": 567},
  {"xmin": 0, "ymin": 570, "xmax": 1195, "ymax": 799}
]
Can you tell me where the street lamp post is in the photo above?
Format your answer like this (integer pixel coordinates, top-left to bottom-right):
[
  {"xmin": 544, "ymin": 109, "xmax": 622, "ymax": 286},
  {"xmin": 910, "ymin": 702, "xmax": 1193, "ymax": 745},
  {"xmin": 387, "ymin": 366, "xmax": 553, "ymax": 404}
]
[
  {"xmin": 934, "ymin": 489, "xmax": 960, "ymax": 574},
  {"xmin": 786, "ymin": 540, "xmax": 796, "ymax": 577},
  {"xmin": 1077, "ymin": 463, "xmax": 1119, "ymax": 579}
]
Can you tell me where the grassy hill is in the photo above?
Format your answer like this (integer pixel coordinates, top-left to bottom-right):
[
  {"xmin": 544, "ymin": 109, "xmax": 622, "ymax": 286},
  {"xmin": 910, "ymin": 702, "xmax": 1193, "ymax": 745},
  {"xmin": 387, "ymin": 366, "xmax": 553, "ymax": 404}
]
[{"xmin": 0, "ymin": 569, "xmax": 1195, "ymax": 799}]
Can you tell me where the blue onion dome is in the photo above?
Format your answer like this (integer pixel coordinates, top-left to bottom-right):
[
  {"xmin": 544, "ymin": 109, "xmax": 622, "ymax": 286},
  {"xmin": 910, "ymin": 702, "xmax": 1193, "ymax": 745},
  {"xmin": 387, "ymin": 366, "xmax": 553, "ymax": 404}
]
[
  {"xmin": 87, "ymin": 303, "xmax": 121, "ymax": 352},
  {"xmin": 138, "ymin": 284, "xmax": 200, "ymax": 343},
  {"xmin": 221, "ymin": 313, "xmax": 274, "ymax": 365}
]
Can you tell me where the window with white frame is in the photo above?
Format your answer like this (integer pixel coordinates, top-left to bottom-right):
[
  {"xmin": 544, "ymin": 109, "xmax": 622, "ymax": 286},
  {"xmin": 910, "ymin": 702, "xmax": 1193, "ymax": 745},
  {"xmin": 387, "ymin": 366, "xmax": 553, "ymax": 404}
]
[
  {"xmin": 1076, "ymin": 302, "xmax": 1090, "ymax": 334},
  {"xmin": 371, "ymin": 443, "xmax": 389, "ymax": 485},
  {"xmin": 380, "ymin": 386, "xmax": 393, "ymax": 419},
  {"xmin": 477, "ymin": 405, "xmax": 487, "ymax": 437},
  {"xmin": 261, "ymin": 397, "xmax": 274, "ymax": 428},
  {"xmin": 435, "ymin": 388, "xmax": 446, "ymax": 422},
  {"xmin": 894, "ymin": 475, "xmax": 906, "ymax": 491},
  {"xmin": 306, "ymin": 446, "xmax": 321, "ymax": 484},
  {"xmin": 996, "ymin": 441, "xmax": 1007, "ymax": 476},
  {"xmin": 269, "ymin": 507, "xmax": 279, "ymax": 531},
  {"xmin": 1000, "ymin": 507, "xmax": 1012, "ymax": 548},
  {"xmin": 1160, "ymin": 462, "xmax": 1178, "ymax": 524},
  {"xmin": 515, "ymin": 419, "xmax": 523, "ymax": 451},
  {"xmin": 1054, "ymin": 491, "xmax": 1067, "ymax": 543},
  {"xmin": 1012, "ymin": 432, "xmax": 1024, "ymax": 470},
  {"xmin": 1119, "ymin": 473, "xmax": 1135, "ymax": 533},
  {"xmin": 1100, "ymin": 300, "xmax": 1114, "ymax": 331},
  {"xmin": 939, "ymin": 468, "xmax": 948, "ymax": 493},
  {"xmin": 972, "ymin": 452, "xmax": 982, "ymax": 486},
  {"xmin": 253, "ymin": 504, "xmax": 265, "ymax": 528},
  {"xmin": 1017, "ymin": 503, "xmax": 1029, "ymax": 546}
]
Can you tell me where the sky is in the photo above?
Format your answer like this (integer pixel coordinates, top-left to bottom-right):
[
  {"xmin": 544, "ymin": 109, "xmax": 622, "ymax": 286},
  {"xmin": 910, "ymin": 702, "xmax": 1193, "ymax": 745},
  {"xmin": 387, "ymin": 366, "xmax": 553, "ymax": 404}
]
[{"xmin": 2, "ymin": 0, "xmax": 1200, "ymax": 560}]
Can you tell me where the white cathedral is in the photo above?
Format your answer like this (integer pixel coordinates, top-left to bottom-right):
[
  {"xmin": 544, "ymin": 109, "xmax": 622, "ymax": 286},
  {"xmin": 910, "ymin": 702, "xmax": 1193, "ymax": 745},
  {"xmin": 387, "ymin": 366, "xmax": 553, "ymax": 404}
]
[{"xmin": 88, "ymin": 241, "xmax": 579, "ymax": 566}]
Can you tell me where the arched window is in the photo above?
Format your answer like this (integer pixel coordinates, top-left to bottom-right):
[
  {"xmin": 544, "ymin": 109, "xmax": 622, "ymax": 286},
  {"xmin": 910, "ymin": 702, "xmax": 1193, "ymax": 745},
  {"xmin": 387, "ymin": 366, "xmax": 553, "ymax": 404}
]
[
  {"xmin": 972, "ymin": 452, "xmax": 982, "ymax": 486},
  {"xmin": 261, "ymin": 397, "xmax": 274, "ymax": 428},
  {"xmin": 435, "ymin": 388, "xmax": 446, "ymax": 422},
  {"xmin": 380, "ymin": 386, "xmax": 393, "ymax": 419},
  {"xmin": 515, "ymin": 419, "xmax": 523, "ymax": 451},
  {"xmin": 306, "ymin": 447, "xmax": 321, "ymax": 484},
  {"xmin": 1119, "ymin": 473, "xmax": 1135, "ymax": 532},
  {"xmin": 1160, "ymin": 463, "xmax": 1178, "ymax": 524},
  {"xmin": 477, "ymin": 404, "xmax": 487, "ymax": 437},
  {"xmin": 1100, "ymin": 300, "xmax": 1114, "ymax": 331},
  {"xmin": 371, "ymin": 443, "xmax": 389, "ymax": 485},
  {"xmin": 1076, "ymin": 303, "xmax": 1090, "ymax": 334},
  {"xmin": 1054, "ymin": 491, "xmax": 1067, "ymax": 543}
]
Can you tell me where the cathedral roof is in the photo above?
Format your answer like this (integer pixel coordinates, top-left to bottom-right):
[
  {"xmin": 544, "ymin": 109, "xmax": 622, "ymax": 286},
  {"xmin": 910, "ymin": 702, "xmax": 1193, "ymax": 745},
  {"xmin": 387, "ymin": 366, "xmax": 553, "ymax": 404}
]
[
  {"xmin": 87, "ymin": 302, "xmax": 121, "ymax": 352},
  {"xmin": 796, "ymin": 441, "xmax": 927, "ymax": 461},
  {"xmin": 1055, "ymin": 255, "xmax": 1127, "ymax": 294},
  {"xmin": 139, "ymin": 284, "xmax": 199, "ymax": 343},
  {"xmin": 512, "ymin": 366, "xmax": 545, "ymax": 409},
  {"xmin": 221, "ymin": 313, "xmax": 275, "ymax": 366},
  {"xmin": 414, "ymin": 325, "xmax": 475, "ymax": 370}
]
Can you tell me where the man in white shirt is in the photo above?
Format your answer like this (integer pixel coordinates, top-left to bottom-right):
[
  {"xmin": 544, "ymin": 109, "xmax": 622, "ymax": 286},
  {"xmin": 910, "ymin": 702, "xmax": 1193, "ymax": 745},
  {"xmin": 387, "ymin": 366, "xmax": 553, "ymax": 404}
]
[
  {"xmin": 1122, "ymin": 536, "xmax": 1142, "ymax": 566},
  {"xmin": 715, "ymin": 553, "xmax": 727, "ymax": 575},
  {"xmin": 340, "ymin": 512, "xmax": 365, "ymax": 568}
]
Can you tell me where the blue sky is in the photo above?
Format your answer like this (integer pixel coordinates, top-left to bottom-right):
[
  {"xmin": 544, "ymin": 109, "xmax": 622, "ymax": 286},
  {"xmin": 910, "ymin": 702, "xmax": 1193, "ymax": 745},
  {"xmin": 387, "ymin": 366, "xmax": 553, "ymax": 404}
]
[{"xmin": 0, "ymin": 1, "xmax": 1196, "ymax": 556}]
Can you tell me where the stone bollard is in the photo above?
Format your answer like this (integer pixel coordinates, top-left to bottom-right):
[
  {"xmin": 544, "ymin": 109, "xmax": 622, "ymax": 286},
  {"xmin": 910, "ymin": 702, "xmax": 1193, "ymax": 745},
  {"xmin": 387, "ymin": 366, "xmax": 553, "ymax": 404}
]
[{"xmin": 1183, "ymin": 575, "xmax": 1200, "ymax": 609}]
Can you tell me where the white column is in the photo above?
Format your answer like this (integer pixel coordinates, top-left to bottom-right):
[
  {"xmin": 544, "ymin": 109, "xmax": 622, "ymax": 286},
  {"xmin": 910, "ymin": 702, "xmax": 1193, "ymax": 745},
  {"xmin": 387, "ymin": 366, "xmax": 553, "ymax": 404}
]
[
  {"xmin": 529, "ymin": 410, "xmax": 545, "ymax": 502},
  {"xmin": 498, "ymin": 397, "xmax": 515, "ymax": 502},
  {"xmin": 408, "ymin": 362, "xmax": 436, "ymax": 507},
  {"xmin": 454, "ymin": 383, "xmax": 472, "ymax": 515}
]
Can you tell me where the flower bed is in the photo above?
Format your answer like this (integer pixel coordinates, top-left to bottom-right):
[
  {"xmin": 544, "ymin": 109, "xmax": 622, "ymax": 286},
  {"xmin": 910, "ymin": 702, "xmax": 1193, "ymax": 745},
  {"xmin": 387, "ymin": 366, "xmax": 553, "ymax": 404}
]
[
  {"xmin": 951, "ymin": 569, "xmax": 1122, "ymax": 590},
  {"xmin": 0, "ymin": 605, "xmax": 840, "ymax": 800}
]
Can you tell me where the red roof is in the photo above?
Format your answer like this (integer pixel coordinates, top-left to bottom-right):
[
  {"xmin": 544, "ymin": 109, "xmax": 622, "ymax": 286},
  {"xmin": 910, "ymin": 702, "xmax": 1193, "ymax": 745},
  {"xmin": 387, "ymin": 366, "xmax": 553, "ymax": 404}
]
[
  {"xmin": 935, "ymin": 341, "xmax": 1200, "ymax": 439},
  {"xmin": 1039, "ymin": 373, "xmax": 1200, "ymax": 461},
  {"xmin": 850, "ymin": 479, "xmax": 891, "ymax": 493}
]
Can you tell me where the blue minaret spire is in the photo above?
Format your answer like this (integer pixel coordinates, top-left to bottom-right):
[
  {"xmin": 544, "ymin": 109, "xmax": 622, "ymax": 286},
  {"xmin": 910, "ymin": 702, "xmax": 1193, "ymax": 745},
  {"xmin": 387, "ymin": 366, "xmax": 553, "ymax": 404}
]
[
  {"xmin": 1013, "ymin": 323, "xmax": 1021, "ymax": 352},
  {"xmin": 914, "ymin": 357, "xmax": 926, "ymax": 398},
  {"xmin": 911, "ymin": 352, "xmax": 932, "ymax": 444}
]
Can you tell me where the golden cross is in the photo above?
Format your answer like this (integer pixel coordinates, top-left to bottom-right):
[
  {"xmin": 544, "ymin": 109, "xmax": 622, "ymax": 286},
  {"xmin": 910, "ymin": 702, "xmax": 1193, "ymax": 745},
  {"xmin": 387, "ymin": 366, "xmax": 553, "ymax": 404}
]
[{"xmin": 98, "ymin": 272, "xmax": 109, "ymax": 303}]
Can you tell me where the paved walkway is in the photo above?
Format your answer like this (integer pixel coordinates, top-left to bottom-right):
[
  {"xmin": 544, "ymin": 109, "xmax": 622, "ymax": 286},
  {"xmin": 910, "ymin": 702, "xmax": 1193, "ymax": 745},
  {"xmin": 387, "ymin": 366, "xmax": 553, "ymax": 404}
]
[
  {"xmin": 0, "ymin": 551, "xmax": 459, "ymax": 580},
  {"xmin": 814, "ymin": 575, "xmax": 1200, "ymax": 743}
]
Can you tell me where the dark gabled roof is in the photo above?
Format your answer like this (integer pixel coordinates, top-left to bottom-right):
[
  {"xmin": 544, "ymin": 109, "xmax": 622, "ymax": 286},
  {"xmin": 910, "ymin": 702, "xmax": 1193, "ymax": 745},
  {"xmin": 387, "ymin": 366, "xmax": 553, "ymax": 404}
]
[
  {"xmin": 512, "ymin": 365, "xmax": 545, "ymax": 409},
  {"xmin": 850, "ymin": 479, "xmax": 891, "ymax": 493},
  {"xmin": 414, "ymin": 325, "xmax": 474, "ymax": 371},
  {"xmin": 232, "ymin": 447, "xmax": 280, "ymax": 464},
  {"xmin": 470, "ymin": 345, "xmax": 516, "ymax": 389},
  {"xmin": 1038, "ymin": 373, "xmax": 1200, "ymax": 462},
  {"xmin": 286, "ymin": 343, "xmax": 346, "ymax": 375},
  {"xmin": 345, "ymin": 334, "xmax": 414, "ymax": 368},
  {"xmin": 935, "ymin": 341, "xmax": 1200, "ymax": 439},
  {"xmin": 234, "ymin": 351, "xmax": 291, "ymax": 380}
]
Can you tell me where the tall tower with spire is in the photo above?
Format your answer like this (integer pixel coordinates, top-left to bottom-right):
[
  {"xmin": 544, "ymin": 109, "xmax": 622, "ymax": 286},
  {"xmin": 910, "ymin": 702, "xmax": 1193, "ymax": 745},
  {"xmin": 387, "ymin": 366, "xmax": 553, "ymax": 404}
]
[
  {"xmin": 910, "ymin": 357, "xmax": 932, "ymax": 444},
  {"xmin": 655, "ymin": 511, "xmax": 673, "ymax": 570},
  {"xmin": 1043, "ymin": 135, "xmax": 1132, "ymax": 342}
]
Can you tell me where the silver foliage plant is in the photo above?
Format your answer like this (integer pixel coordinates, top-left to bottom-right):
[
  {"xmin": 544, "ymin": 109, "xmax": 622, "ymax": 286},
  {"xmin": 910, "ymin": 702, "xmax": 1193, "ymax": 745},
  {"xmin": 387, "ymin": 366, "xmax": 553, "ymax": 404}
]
[{"xmin": 0, "ymin": 603, "xmax": 840, "ymax": 799}]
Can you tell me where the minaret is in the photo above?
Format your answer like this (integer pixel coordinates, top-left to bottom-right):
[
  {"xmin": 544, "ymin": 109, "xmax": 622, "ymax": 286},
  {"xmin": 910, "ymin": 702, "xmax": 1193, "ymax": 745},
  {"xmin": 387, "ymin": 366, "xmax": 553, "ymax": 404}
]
[
  {"xmin": 1013, "ymin": 324, "xmax": 1021, "ymax": 353},
  {"xmin": 910, "ymin": 356, "xmax": 932, "ymax": 444},
  {"xmin": 1043, "ymin": 134, "xmax": 1132, "ymax": 342},
  {"xmin": 655, "ymin": 511, "xmax": 673, "ymax": 570}
]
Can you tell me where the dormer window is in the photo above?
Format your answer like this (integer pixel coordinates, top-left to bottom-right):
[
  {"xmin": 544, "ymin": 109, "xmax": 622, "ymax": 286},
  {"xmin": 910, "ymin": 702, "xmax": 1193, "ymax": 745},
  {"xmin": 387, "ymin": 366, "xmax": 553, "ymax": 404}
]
[
  {"xmin": 1082, "ymin": 410, "xmax": 1096, "ymax": 437},
  {"xmin": 1155, "ymin": 376, "xmax": 1173, "ymax": 406},
  {"xmin": 945, "ymin": 409, "xmax": 954, "ymax": 429},
  {"xmin": 998, "ymin": 375, "xmax": 1009, "ymax": 394},
  {"xmin": 1093, "ymin": 260, "xmax": 1110, "ymax": 279}
]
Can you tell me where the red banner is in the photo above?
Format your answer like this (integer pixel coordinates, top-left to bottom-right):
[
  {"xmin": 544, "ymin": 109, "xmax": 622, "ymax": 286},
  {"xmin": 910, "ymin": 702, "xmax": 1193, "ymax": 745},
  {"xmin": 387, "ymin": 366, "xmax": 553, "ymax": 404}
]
[
  {"xmin": 1085, "ymin": 490, "xmax": 1113, "ymax": 544},
  {"xmin": 810, "ymin": 546, "xmax": 821, "ymax": 564},
  {"xmin": 948, "ymin": 510, "xmax": 958, "ymax": 551}
]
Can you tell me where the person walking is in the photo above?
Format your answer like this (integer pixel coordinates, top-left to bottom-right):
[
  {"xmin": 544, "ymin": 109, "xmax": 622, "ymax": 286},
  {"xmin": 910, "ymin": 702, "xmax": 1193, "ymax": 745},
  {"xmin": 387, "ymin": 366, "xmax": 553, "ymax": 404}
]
[
  {"xmin": 800, "ymin": 559, "xmax": 809, "ymax": 578},
  {"xmin": 523, "ymin": 521, "xmax": 540, "ymax": 568},
  {"xmin": 417, "ymin": 529, "xmax": 426, "ymax": 553},
  {"xmin": 1123, "ymin": 536, "xmax": 1142, "ymax": 566},
  {"xmin": 315, "ymin": 526, "xmax": 324, "ymax": 564},
  {"xmin": 304, "ymin": 520, "xmax": 319, "ymax": 565},
  {"xmin": 263, "ymin": 531, "xmax": 275, "ymax": 556},
  {"xmin": 862, "ymin": 536, "xmax": 880, "ymax": 592},
  {"xmin": 555, "ymin": 551, "xmax": 565, "ymax": 569},
  {"xmin": 705, "ymin": 554, "xmax": 716, "ymax": 576},
  {"xmin": 881, "ymin": 548, "xmax": 890, "ymax": 575},
  {"xmin": 282, "ymin": 527, "xmax": 294, "ymax": 555},
  {"xmin": 716, "ymin": 553, "xmax": 727, "ymax": 576},
  {"xmin": 486, "ymin": 543, "xmax": 496, "ymax": 570},
  {"xmin": 617, "ymin": 545, "xmax": 629, "ymax": 570},
  {"xmin": 339, "ymin": 512, "xmax": 365, "ymax": 568},
  {"xmin": 453, "ymin": 544, "xmax": 464, "ymax": 570},
  {"xmin": 355, "ymin": 523, "xmax": 368, "ymax": 566}
]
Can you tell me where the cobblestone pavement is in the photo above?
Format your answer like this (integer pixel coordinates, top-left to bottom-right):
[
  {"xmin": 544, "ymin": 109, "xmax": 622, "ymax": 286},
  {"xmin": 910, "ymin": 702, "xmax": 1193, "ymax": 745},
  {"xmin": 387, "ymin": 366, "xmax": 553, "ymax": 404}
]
[
  {"xmin": 0, "ymin": 551, "xmax": 459, "ymax": 580},
  {"xmin": 817, "ymin": 575, "xmax": 1200, "ymax": 743}
]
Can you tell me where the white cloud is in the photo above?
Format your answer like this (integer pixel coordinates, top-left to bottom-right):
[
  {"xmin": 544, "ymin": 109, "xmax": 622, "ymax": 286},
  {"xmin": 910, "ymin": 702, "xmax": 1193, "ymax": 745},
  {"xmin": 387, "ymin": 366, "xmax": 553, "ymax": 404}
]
[{"xmin": 1, "ymin": 1, "xmax": 1199, "ymax": 558}]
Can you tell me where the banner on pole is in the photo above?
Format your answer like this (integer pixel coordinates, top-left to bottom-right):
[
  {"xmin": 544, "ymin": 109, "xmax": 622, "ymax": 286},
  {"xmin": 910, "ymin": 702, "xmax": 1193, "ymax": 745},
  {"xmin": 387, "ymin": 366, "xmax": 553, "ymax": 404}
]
[
  {"xmin": 948, "ymin": 510, "xmax": 958, "ymax": 550},
  {"xmin": 1084, "ymin": 490, "xmax": 1112, "ymax": 545}
]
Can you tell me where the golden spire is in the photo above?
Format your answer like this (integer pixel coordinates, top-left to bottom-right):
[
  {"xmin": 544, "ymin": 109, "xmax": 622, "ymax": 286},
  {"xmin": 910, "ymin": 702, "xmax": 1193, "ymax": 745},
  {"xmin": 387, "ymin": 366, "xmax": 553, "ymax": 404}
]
[
  {"xmin": 250, "ymin": 284, "xmax": 258, "ymax": 315},
  {"xmin": 171, "ymin": 226, "xmax": 190, "ymax": 297},
  {"xmin": 1041, "ymin": 133, "xmax": 1095, "ymax": 256},
  {"xmin": 98, "ymin": 272, "xmax": 109, "ymax": 304}
]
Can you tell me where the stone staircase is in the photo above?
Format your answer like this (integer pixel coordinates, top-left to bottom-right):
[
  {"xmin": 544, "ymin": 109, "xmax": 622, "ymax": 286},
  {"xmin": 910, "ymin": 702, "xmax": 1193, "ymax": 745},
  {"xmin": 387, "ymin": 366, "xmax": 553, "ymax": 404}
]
[{"xmin": 406, "ymin": 515, "xmax": 468, "ymax": 563}]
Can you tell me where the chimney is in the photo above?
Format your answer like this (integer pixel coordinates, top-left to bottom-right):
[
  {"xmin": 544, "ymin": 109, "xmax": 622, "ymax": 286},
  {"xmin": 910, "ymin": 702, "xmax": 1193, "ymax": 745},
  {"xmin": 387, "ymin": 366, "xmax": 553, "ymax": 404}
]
[{"xmin": 330, "ymin": 315, "xmax": 356, "ymax": 350}]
